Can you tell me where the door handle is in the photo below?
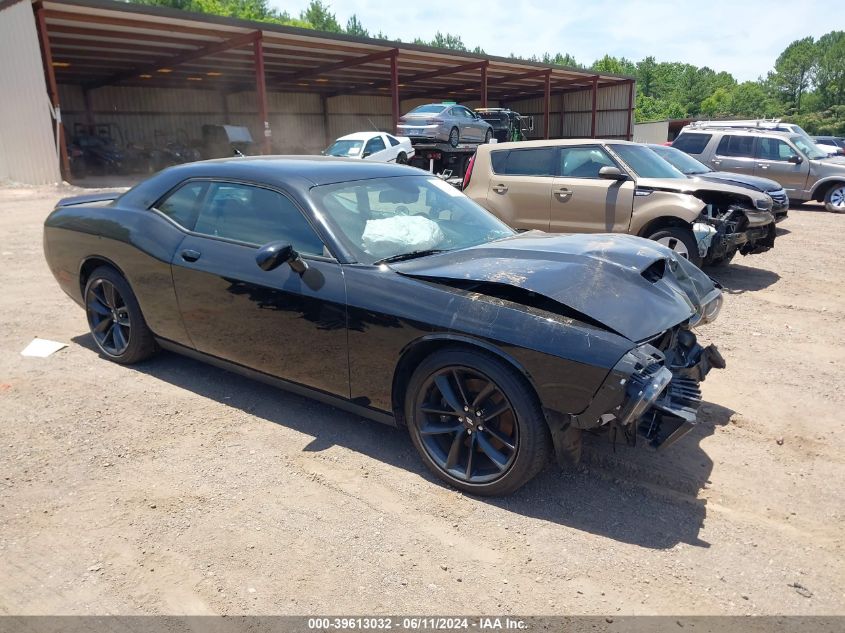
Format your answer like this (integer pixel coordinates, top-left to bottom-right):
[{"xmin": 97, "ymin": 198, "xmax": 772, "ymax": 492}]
[
  {"xmin": 758, "ymin": 164, "xmax": 769, "ymax": 169},
  {"xmin": 711, "ymin": 159, "xmax": 721, "ymax": 166},
  {"xmin": 554, "ymin": 187, "xmax": 573, "ymax": 201},
  {"xmin": 492, "ymin": 184, "xmax": 509, "ymax": 194},
  {"xmin": 180, "ymin": 249, "xmax": 201, "ymax": 262}
]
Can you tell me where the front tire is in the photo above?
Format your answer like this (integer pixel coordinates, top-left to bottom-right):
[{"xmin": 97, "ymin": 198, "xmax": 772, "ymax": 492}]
[
  {"xmin": 405, "ymin": 348, "xmax": 551, "ymax": 496},
  {"xmin": 84, "ymin": 266, "xmax": 158, "ymax": 365},
  {"xmin": 448, "ymin": 127, "xmax": 459, "ymax": 148},
  {"xmin": 647, "ymin": 226, "xmax": 703, "ymax": 267},
  {"xmin": 824, "ymin": 184, "xmax": 845, "ymax": 213}
]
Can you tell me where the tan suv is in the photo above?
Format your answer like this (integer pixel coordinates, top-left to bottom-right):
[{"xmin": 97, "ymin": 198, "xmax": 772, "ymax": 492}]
[
  {"xmin": 463, "ymin": 139, "xmax": 776, "ymax": 267},
  {"xmin": 672, "ymin": 126, "xmax": 845, "ymax": 213}
]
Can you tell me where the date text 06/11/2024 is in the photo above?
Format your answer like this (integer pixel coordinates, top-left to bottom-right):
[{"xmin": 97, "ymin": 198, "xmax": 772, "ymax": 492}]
[{"xmin": 306, "ymin": 617, "xmax": 528, "ymax": 630}]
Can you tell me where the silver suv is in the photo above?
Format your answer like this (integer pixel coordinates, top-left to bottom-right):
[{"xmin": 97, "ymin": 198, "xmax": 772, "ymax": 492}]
[{"xmin": 672, "ymin": 126, "xmax": 845, "ymax": 213}]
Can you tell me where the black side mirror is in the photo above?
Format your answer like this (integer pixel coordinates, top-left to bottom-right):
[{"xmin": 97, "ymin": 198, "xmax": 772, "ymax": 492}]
[
  {"xmin": 255, "ymin": 241, "xmax": 308, "ymax": 275},
  {"xmin": 362, "ymin": 150, "xmax": 372, "ymax": 158},
  {"xmin": 788, "ymin": 155, "xmax": 803, "ymax": 164},
  {"xmin": 598, "ymin": 166, "xmax": 628, "ymax": 181}
]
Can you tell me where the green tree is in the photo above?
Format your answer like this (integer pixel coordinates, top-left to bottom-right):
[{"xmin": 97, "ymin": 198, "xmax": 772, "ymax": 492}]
[
  {"xmin": 769, "ymin": 36, "xmax": 817, "ymax": 112},
  {"xmin": 591, "ymin": 55, "xmax": 636, "ymax": 76},
  {"xmin": 636, "ymin": 56, "xmax": 657, "ymax": 97},
  {"xmin": 300, "ymin": 1, "xmax": 342, "ymax": 32},
  {"xmin": 345, "ymin": 14, "xmax": 369, "ymax": 37},
  {"xmin": 815, "ymin": 31, "xmax": 845, "ymax": 107}
]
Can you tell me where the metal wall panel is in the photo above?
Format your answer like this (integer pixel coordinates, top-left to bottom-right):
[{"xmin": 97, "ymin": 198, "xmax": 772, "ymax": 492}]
[
  {"xmin": 508, "ymin": 84, "xmax": 633, "ymax": 139},
  {"xmin": 0, "ymin": 1, "xmax": 61, "ymax": 184},
  {"xmin": 634, "ymin": 120, "xmax": 670, "ymax": 144}
]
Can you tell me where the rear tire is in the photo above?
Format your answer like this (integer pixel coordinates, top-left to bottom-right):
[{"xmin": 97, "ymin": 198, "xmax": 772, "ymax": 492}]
[
  {"xmin": 396, "ymin": 152, "xmax": 407, "ymax": 165},
  {"xmin": 484, "ymin": 129, "xmax": 492, "ymax": 144},
  {"xmin": 646, "ymin": 226, "xmax": 703, "ymax": 267},
  {"xmin": 448, "ymin": 127, "xmax": 460, "ymax": 148},
  {"xmin": 824, "ymin": 184, "xmax": 845, "ymax": 213},
  {"xmin": 405, "ymin": 348, "xmax": 551, "ymax": 496},
  {"xmin": 84, "ymin": 266, "xmax": 158, "ymax": 365}
]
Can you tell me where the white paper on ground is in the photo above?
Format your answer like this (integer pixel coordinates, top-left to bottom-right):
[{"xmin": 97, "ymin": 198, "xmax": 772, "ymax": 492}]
[{"xmin": 21, "ymin": 338, "xmax": 67, "ymax": 358}]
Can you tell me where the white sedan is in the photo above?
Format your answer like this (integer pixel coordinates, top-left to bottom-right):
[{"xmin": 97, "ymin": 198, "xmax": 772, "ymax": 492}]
[{"xmin": 324, "ymin": 132, "xmax": 415, "ymax": 163}]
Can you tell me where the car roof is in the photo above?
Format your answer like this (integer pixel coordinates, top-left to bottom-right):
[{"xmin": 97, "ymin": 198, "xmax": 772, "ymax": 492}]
[
  {"xmin": 681, "ymin": 127, "xmax": 796, "ymax": 139},
  {"xmin": 335, "ymin": 131, "xmax": 387, "ymax": 141},
  {"xmin": 152, "ymin": 155, "xmax": 421, "ymax": 187},
  {"xmin": 481, "ymin": 138, "xmax": 638, "ymax": 150}
]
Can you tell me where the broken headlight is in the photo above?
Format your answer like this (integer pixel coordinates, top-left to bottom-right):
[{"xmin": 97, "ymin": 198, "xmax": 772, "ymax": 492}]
[{"xmin": 689, "ymin": 288, "xmax": 723, "ymax": 328}]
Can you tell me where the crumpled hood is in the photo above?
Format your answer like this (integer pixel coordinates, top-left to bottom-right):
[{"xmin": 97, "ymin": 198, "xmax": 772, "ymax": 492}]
[{"xmin": 391, "ymin": 232, "xmax": 720, "ymax": 342}]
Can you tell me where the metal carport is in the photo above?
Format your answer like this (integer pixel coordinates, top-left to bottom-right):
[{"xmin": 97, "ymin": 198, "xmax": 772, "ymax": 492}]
[{"xmin": 2, "ymin": 0, "xmax": 635, "ymax": 182}]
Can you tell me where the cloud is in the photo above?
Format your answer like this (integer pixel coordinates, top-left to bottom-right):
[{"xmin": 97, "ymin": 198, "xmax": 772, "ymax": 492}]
[{"xmin": 271, "ymin": 0, "xmax": 839, "ymax": 81}]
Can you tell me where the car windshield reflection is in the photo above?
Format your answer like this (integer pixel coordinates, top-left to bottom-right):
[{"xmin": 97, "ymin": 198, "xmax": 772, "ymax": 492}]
[{"xmin": 312, "ymin": 176, "xmax": 514, "ymax": 264}]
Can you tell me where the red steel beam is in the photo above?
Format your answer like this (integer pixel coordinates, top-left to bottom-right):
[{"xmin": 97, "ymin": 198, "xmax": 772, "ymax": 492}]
[
  {"xmin": 543, "ymin": 71, "xmax": 551, "ymax": 139},
  {"xmin": 591, "ymin": 75, "xmax": 599, "ymax": 138},
  {"xmin": 273, "ymin": 48, "xmax": 396, "ymax": 84},
  {"xmin": 390, "ymin": 50, "xmax": 400, "ymax": 133},
  {"xmin": 481, "ymin": 61, "xmax": 488, "ymax": 108},
  {"xmin": 34, "ymin": 3, "xmax": 70, "ymax": 179},
  {"xmin": 626, "ymin": 79, "xmax": 635, "ymax": 140},
  {"xmin": 87, "ymin": 30, "xmax": 261, "ymax": 90},
  {"xmin": 254, "ymin": 33, "xmax": 271, "ymax": 154}
]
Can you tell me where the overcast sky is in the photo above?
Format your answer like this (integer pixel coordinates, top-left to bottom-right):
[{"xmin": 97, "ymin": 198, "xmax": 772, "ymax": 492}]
[{"xmin": 271, "ymin": 0, "xmax": 841, "ymax": 81}]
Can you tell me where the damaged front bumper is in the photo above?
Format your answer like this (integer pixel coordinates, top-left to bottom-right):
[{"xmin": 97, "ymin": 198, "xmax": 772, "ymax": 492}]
[
  {"xmin": 551, "ymin": 328, "xmax": 725, "ymax": 461},
  {"xmin": 695, "ymin": 209, "xmax": 776, "ymax": 261}
]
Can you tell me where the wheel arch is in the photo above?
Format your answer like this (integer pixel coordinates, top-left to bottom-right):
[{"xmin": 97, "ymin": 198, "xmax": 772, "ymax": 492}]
[
  {"xmin": 390, "ymin": 334, "xmax": 541, "ymax": 427},
  {"xmin": 78, "ymin": 256, "xmax": 128, "ymax": 296},
  {"xmin": 637, "ymin": 215, "xmax": 694, "ymax": 239},
  {"xmin": 810, "ymin": 178, "xmax": 845, "ymax": 202}
]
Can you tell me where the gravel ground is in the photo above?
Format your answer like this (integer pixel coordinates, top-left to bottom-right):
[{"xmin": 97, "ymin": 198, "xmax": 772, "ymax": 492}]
[{"xmin": 0, "ymin": 183, "xmax": 843, "ymax": 615}]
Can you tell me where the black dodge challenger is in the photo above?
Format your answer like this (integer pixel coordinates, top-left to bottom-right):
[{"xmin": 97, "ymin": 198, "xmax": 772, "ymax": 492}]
[{"xmin": 44, "ymin": 157, "xmax": 725, "ymax": 495}]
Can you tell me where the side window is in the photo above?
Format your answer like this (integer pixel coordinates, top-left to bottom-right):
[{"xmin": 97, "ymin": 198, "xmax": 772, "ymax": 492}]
[
  {"xmin": 461, "ymin": 107, "xmax": 475, "ymax": 119},
  {"xmin": 716, "ymin": 135, "xmax": 755, "ymax": 158},
  {"xmin": 386, "ymin": 135, "xmax": 400, "ymax": 147},
  {"xmin": 755, "ymin": 138, "xmax": 798, "ymax": 161},
  {"xmin": 496, "ymin": 148, "xmax": 556, "ymax": 176},
  {"xmin": 672, "ymin": 133, "xmax": 711, "ymax": 154},
  {"xmin": 490, "ymin": 150, "xmax": 508, "ymax": 174},
  {"xmin": 156, "ymin": 181, "xmax": 207, "ymax": 229},
  {"xmin": 559, "ymin": 146, "xmax": 616, "ymax": 178},
  {"xmin": 192, "ymin": 182, "xmax": 325, "ymax": 255},
  {"xmin": 365, "ymin": 136, "xmax": 386, "ymax": 155}
]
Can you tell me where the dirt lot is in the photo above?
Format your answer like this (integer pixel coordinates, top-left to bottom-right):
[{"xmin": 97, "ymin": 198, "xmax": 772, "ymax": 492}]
[{"xmin": 1, "ymin": 183, "xmax": 843, "ymax": 616}]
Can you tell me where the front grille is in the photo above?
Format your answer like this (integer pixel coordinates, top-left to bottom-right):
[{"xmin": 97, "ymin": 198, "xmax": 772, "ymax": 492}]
[{"xmin": 769, "ymin": 189, "xmax": 788, "ymax": 205}]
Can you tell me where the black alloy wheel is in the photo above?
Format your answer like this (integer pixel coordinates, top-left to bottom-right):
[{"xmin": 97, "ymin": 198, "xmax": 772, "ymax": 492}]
[
  {"xmin": 448, "ymin": 127, "xmax": 460, "ymax": 147},
  {"xmin": 407, "ymin": 349, "xmax": 551, "ymax": 495},
  {"xmin": 86, "ymin": 278, "xmax": 131, "ymax": 356},
  {"xmin": 84, "ymin": 266, "xmax": 158, "ymax": 364}
]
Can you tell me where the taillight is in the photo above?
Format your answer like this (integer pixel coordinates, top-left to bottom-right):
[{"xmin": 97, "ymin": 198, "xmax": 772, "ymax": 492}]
[
  {"xmin": 426, "ymin": 118, "xmax": 444, "ymax": 124},
  {"xmin": 462, "ymin": 153, "xmax": 476, "ymax": 190}
]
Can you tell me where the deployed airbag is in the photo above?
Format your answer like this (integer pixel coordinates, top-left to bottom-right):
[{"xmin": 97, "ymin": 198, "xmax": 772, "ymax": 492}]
[{"xmin": 362, "ymin": 216, "xmax": 444, "ymax": 259}]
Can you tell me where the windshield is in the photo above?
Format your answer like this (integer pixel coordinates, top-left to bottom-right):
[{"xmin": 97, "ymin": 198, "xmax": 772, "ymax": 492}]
[
  {"xmin": 325, "ymin": 139, "xmax": 363, "ymax": 157},
  {"xmin": 410, "ymin": 104, "xmax": 447, "ymax": 114},
  {"xmin": 609, "ymin": 144, "xmax": 687, "ymax": 179},
  {"xmin": 311, "ymin": 175, "xmax": 514, "ymax": 264},
  {"xmin": 791, "ymin": 135, "xmax": 828, "ymax": 160},
  {"xmin": 651, "ymin": 145, "xmax": 711, "ymax": 175}
]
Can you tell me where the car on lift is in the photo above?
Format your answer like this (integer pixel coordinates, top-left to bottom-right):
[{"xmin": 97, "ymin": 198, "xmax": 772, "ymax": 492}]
[
  {"xmin": 463, "ymin": 139, "xmax": 776, "ymax": 267},
  {"xmin": 396, "ymin": 103, "xmax": 493, "ymax": 147},
  {"xmin": 43, "ymin": 157, "xmax": 724, "ymax": 496},
  {"xmin": 325, "ymin": 131, "xmax": 415, "ymax": 164},
  {"xmin": 476, "ymin": 108, "xmax": 532, "ymax": 143}
]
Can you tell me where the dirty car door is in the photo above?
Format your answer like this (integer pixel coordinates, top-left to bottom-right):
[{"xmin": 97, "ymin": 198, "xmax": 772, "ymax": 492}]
[
  {"xmin": 550, "ymin": 145, "xmax": 635, "ymax": 233},
  {"xmin": 170, "ymin": 180, "xmax": 349, "ymax": 397},
  {"xmin": 484, "ymin": 146, "xmax": 556, "ymax": 231}
]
